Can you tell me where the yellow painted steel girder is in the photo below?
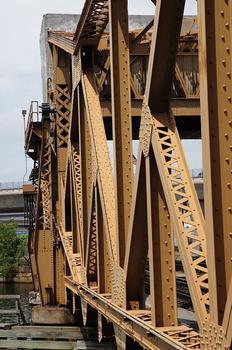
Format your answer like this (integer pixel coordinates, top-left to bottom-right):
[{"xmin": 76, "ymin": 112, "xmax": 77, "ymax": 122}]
[{"xmin": 24, "ymin": 0, "xmax": 232, "ymax": 349}]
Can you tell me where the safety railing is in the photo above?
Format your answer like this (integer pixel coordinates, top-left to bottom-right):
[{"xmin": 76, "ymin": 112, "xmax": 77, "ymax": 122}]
[{"xmin": 24, "ymin": 101, "xmax": 40, "ymax": 149}]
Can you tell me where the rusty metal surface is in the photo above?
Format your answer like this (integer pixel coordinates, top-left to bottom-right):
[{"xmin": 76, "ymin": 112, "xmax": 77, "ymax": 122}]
[{"xmin": 24, "ymin": 1, "xmax": 232, "ymax": 349}]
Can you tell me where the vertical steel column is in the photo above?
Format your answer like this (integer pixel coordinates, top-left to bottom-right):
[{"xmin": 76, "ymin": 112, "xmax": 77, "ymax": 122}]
[
  {"xmin": 86, "ymin": 186, "xmax": 97, "ymax": 285},
  {"xmin": 52, "ymin": 45, "xmax": 71, "ymax": 305},
  {"xmin": 198, "ymin": 0, "xmax": 232, "ymax": 324},
  {"xmin": 95, "ymin": 185, "xmax": 111, "ymax": 293},
  {"xmin": 54, "ymin": 245, "xmax": 66, "ymax": 304},
  {"xmin": 70, "ymin": 169, "xmax": 80, "ymax": 255},
  {"xmin": 37, "ymin": 121, "xmax": 54, "ymax": 305},
  {"xmin": 125, "ymin": 147, "xmax": 148, "ymax": 308},
  {"xmin": 78, "ymin": 85, "xmax": 93, "ymax": 261},
  {"xmin": 145, "ymin": 153, "xmax": 177, "ymax": 326},
  {"xmin": 143, "ymin": 0, "xmax": 185, "ymax": 327},
  {"xmin": 109, "ymin": 0, "xmax": 133, "ymax": 266}
]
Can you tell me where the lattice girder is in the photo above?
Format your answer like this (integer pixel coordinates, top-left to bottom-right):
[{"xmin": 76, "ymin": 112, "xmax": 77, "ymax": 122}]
[
  {"xmin": 55, "ymin": 84, "xmax": 71, "ymax": 147},
  {"xmin": 146, "ymin": 104, "xmax": 210, "ymax": 326}
]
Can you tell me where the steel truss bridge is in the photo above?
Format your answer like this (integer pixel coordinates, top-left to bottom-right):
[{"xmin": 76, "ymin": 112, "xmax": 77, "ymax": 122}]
[{"xmin": 23, "ymin": 1, "xmax": 232, "ymax": 349}]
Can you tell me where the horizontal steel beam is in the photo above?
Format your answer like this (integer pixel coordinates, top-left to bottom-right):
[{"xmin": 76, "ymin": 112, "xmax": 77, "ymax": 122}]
[
  {"xmin": 100, "ymin": 98, "xmax": 200, "ymax": 117},
  {"xmin": 64, "ymin": 276, "xmax": 197, "ymax": 350}
]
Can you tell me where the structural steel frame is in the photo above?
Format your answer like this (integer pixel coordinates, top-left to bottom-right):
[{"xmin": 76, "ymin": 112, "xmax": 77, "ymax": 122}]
[{"xmin": 24, "ymin": 1, "xmax": 232, "ymax": 349}]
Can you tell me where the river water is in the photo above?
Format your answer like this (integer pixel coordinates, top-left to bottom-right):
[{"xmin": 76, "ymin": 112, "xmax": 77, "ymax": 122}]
[{"xmin": 0, "ymin": 283, "xmax": 33, "ymax": 324}]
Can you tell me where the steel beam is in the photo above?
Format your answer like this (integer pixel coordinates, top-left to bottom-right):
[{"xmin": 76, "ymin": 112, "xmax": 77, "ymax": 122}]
[
  {"xmin": 25, "ymin": 1, "xmax": 232, "ymax": 348},
  {"xmin": 78, "ymin": 85, "xmax": 93, "ymax": 260},
  {"xmin": 64, "ymin": 276, "xmax": 200, "ymax": 350},
  {"xmin": 73, "ymin": 0, "xmax": 109, "ymax": 53},
  {"xmin": 100, "ymin": 98, "xmax": 200, "ymax": 118},
  {"xmin": 198, "ymin": 0, "xmax": 232, "ymax": 325},
  {"xmin": 36, "ymin": 121, "xmax": 54, "ymax": 305},
  {"xmin": 109, "ymin": 0, "xmax": 133, "ymax": 267},
  {"xmin": 145, "ymin": 153, "xmax": 177, "ymax": 326},
  {"xmin": 85, "ymin": 185, "xmax": 97, "ymax": 285},
  {"xmin": 52, "ymin": 46, "xmax": 72, "ymax": 304},
  {"xmin": 145, "ymin": 0, "xmax": 185, "ymax": 112},
  {"xmin": 95, "ymin": 185, "xmax": 112, "ymax": 294},
  {"xmin": 142, "ymin": 0, "xmax": 210, "ymax": 331},
  {"xmin": 54, "ymin": 245, "xmax": 66, "ymax": 304},
  {"xmin": 222, "ymin": 280, "xmax": 232, "ymax": 346},
  {"xmin": 125, "ymin": 146, "xmax": 148, "ymax": 308},
  {"xmin": 81, "ymin": 70, "xmax": 117, "ymax": 263}
]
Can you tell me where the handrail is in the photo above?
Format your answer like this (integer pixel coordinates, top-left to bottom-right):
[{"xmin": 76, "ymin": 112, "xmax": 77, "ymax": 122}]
[
  {"xmin": 25, "ymin": 101, "xmax": 39, "ymax": 134},
  {"xmin": 24, "ymin": 101, "xmax": 40, "ymax": 149}
]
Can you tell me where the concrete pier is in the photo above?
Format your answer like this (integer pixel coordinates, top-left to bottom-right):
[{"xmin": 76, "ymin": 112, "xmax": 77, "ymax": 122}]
[{"xmin": 32, "ymin": 306, "xmax": 75, "ymax": 325}]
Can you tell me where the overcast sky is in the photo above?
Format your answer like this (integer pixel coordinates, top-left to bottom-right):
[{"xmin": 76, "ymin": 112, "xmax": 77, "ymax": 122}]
[{"xmin": 0, "ymin": 0, "xmax": 198, "ymax": 182}]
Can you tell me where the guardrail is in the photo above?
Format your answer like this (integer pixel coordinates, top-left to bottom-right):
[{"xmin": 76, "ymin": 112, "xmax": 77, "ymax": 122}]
[
  {"xmin": 24, "ymin": 101, "xmax": 40, "ymax": 149},
  {"xmin": 0, "ymin": 182, "xmax": 31, "ymax": 191},
  {"xmin": 25, "ymin": 101, "xmax": 40, "ymax": 132},
  {"xmin": 0, "ymin": 170, "xmax": 202, "ymax": 192}
]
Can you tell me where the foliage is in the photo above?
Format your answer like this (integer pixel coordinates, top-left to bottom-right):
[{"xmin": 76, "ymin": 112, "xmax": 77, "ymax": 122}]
[
  {"xmin": 16, "ymin": 234, "xmax": 28, "ymax": 262},
  {"xmin": 0, "ymin": 222, "xmax": 28, "ymax": 278}
]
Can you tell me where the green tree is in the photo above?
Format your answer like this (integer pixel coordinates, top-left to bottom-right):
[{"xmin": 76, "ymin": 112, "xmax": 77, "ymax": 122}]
[
  {"xmin": 16, "ymin": 234, "xmax": 28, "ymax": 263},
  {"xmin": 0, "ymin": 222, "xmax": 28, "ymax": 278}
]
